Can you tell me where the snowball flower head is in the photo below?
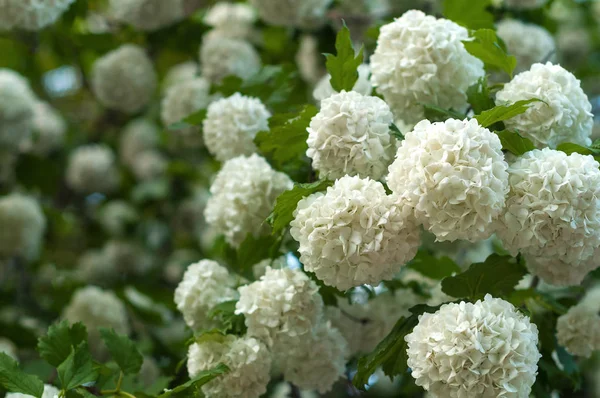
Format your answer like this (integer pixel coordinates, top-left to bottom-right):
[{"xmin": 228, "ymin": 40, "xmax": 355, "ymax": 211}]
[
  {"xmin": 174, "ymin": 260, "xmax": 239, "ymax": 331},
  {"xmin": 199, "ymin": 37, "xmax": 260, "ymax": 83},
  {"xmin": 290, "ymin": 175, "xmax": 420, "ymax": 290},
  {"xmin": 119, "ymin": 118, "xmax": 160, "ymax": 167},
  {"xmin": 205, "ymin": 154, "xmax": 292, "ymax": 247},
  {"xmin": 130, "ymin": 150, "xmax": 167, "ymax": 181},
  {"xmin": 307, "ymin": 90, "xmax": 396, "ymax": 180},
  {"xmin": 204, "ymin": 2, "xmax": 256, "ymax": 39},
  {"xmin": 388, "ymin": 118, "xmax": 509, "ymax": 242},
  {"xmin": 406, "ymin": 295, "xmax": 541, "ymax": 398},
  {"xmin": 203, "ymin": 93, "xmax": 270, "ymax": 162},
  {"xmin": 187, "ymin": 335, "xmax": 271, "ymax": 398},
  {"xmin": 494, "ymin": 148, "xmax": 600, "ymax": 285},
  {"xmin": 296, "ymin": 35, "xmax": 324, "ymax": 85},
  {"xmin": 25, "ymin": 101, "xmax": 66, "ymax": 155},
  {"xmin": 236, "ymin": 267, "xmax": 324, "ymax": 346},
  {"xmin": 0, "ymin": 69, "xmax": 37, "ymax": 150},
  {"xmin": 6, "ymin": 384, "xmax": 60, "ymax": 398},
  {"xmin": 108, "ymin": 0, "xmax": 186, "ymax": 31},
  {"xmin": 496, "ymin": 19, "xmax": 555, "ymax": 73},
  {"xmin": 66, "ymin": 145, "xmax": 119, "ymax": 194},
  {"xmin": 0, "ymin": 0, "xmax": 75, "ymax": 31},
  {"xmin": 496, "ymin": 62, "xmax": 592, "ymax": 148},
  {"xmin": 313, "ymin": 64, "xmax": 372, "ymax": 102},
  {"xmin": 249, "ymin": 0, "xmax": 332, "ymax": 29},
  {"xmin": 162, "ymin": 61, "xmax": 198, "ymax": 92},
  {"xmin": 91, "ymin": 44, "xmax": 157, "ymax": 114},
  {"xmin": 556, "ymin": 304, "xmax": 600, "ymax": 357},
  {"xmin": 0, "ymin": 194, "xmax": 46, "ymax": 262},
  {"xmin": 370, "ymin": 10, "xmax": 484, "ymax": 124}
]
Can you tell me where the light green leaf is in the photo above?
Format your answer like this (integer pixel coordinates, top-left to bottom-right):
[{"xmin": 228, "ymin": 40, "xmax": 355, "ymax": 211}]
[
  {"xmin": 99, "ymin": 329, "xmax": 143, "ymax": 375},
  {"xmin": 38, "ymin": 321, "xmax": 88, "ymax": 368},
  {"xmin": 443, "ymin": 0, "xmax": 494, "ymax": 30},
  {"xmin": 474, "ymin": 99, "xmax": 541, "ymax": 128},
  {"xmin": 496, "ymin": 130, "xmax": 535, "ymax": 155},
  {"xmin": 324, "ymin": 23, "xmax": 364, "ymax": 92},
  {"xmin": 421, "ymin": 103, "xmax": 465, "ymax": 121},
  {"xmin": 0, "ymin": 353, "xmax": 45, "ymax": 398},
  {"xmin": 207, "ymin": 301, "xmax": 247, "ymax": 336},
  {"xmin": 467, "ymin": 76, "xmax": 495, "ymax": 114},
  {"xmin": 408, "ymin": 251, "xmax": 461, "ymax": 280},
  {"xmin": 556, "ymin": 142, "xmax": 598, "ymax": 156},
  {"xmin": 57, "ymin": 342, "xmax": 98, "ymax": 390},
  {"xmin": 157, "ymin": 363, "xmax": 229, "ymax": 398},
  {"xmin": 463, "ymin": 29, "xmax": 516, "ymax": 77}
]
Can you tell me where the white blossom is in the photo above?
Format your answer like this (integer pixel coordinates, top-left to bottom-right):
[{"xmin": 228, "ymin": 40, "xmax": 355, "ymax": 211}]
[
  {"xmin": 388, "ymin": 118, "xmax": 509, "ymax": 242},
  {"xmin": 0, "ymin": 69, "xmax": 37, "ymax": 150},
  {"xmin": 6, "ymin": 384, "xmax": 60, "ymax": 398},
  {"xmin": 204, "ymin": 2, "xmax": 256, "ymax": 39},
  {"xmin": 296, "ymin": 35, "xmax": 324, "ymax": 85},
  {"xmin": 130, "ymin": 150, "xmax": 167, "ymax": 182},
  {"xmin": 249, "ymin": 0, "xmax": 332, "ymax": 30},
  {"xmin": 0, "ymin": 337, "xmax": 17, "ymax": 360},
  {"xmin": 76, "ymin": 249, "xmax": 116, "ymax": 286},
  {"xmin": 290, "ymin": 175, "xmax": 420, "ymax": 290},
  {"xmin": 556, "ymin": 304, "xmax": 600, "ymax": 357},
  {"xmin": 0, "ymin": 194, "xmax": 46, "ymax": 262},
  {"xmin": 370, "ymin": 10, "xmax": 484, "ymax": 124},
  {"xmin": 199, "ymin": 37, "xmax": 260, "ymax": 83},
  {"xmin": 108, "ymin": 0, "xmax": 186, "ymax": 31},
  {"xmin": 406, "ymin": 295, "xmax": 541, "ymax": 398},
  {"xmin": 0, "ymin": 0, "xmax": 75, "ymax": 31},
  {"xmin": 496, "ymin": 62, "xmax": 592, "ymax": 148},
  {"xmin": 119, "ymin": 118, "xmax": 160, "ymax": 167},
  {"xmin": 313, "ymin": 64, "xmax": 372, "ymax": 102},
  {"xmin": 270, "ymin": 383, "xmax": 317, "ymax": 398},
  {"xmin": 66, "ymin": 145, "xmax": 119, "ymax": 194},
  {"xmin": 97, "ymin": 200, "xmax": 138, "ymax": 237},
  {"xmin": 496, "ymin": 19, "xmax": 555, "ymax": 73},
  {"xmin": 162, "ymin": 61, "xmax": 198, "ymax": 92},
  {"xmin": 21, "ymin": 101, "xmax": 66, "ymax": 155}
]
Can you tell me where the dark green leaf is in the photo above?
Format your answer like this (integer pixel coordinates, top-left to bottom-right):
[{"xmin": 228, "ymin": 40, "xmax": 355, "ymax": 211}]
[
  {"xmin": 474, "ymin": 99, "xmax": 541, "ymax": 128},
  {"xmin": 466, "ymin": 76, "xmax": 495, "ymax": 114},
  {"xmin": 157, "ymin": 363, "xmax": 229, "ymax": 398},
  {"xmin": 207, "ymin": 301, "xmax": 247, "ymax": 336},
  {"xmin": 236, "ymin": 233, "xmax": 282, "ymax": 279},
  {"xmin": 99, "ymin": 329, "xmax": 143, "ymax": 375},
  {"xmin": 38, "ymin": 321, "xmax": 88, "ymax": 367},
  {"xmin": 463, "ymin": 29, "xmax": 516, "ymax": 77},
  {"xmin": 556, "ymin": 142, "xmax": 598, "ymax": 156},
  {"xmin": 306, "ymin": 271, "xmax": 346, "ymax": 306},
  {"xmin": 508, "ymin": 289, "xmax": 567, "ymax": 315},
  {"xmin": 408, "ymin": 251, "xmax": 461, "ymax": 280},
  {"xmin": 443, "ymin": 0, "xmax": 494, "ymax": 30},
  {"xmin": 324, "ymin": 23, "xmax": 364, "ymax": 92},
  {"xmin": 441, "ymin": 254, "xmax": 527, "ymax": 300},
  {"xmin": 0, "ymin": 353, "xmax": 45, "ymax": 398},
  {"xmin": 422, "ymin": 103, "xmax": 465, "ymax": 121},
  {"xmin": 389, "ymin": 123, "xmax": 404, "ymax": 141},
  {"xmin": 182, "ymin": 109, "xmax": 207, "ymax": 126},
  {"xmin": 496, "ymin": 130, "xmax": 535, "ymax": 155},
  {"xmin": 555, "ymin": 345, "xmax": 579, "ymax": 377},
  {"xmin": 57, "ymin": 342, "xmax": 98, "ymax": 390}
]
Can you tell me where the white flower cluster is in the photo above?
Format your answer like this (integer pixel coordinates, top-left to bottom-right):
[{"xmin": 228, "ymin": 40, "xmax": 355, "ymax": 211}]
[
  {"xmin": 388, "ymin": 118, "xmax": 509, "ymax": 242},
  {"xmin": 556, "ymin": 304, "xmax": 600, "ymax": 358},
  {"xmin": 307, "ymin": 91, "xmax": 396, "ymax": 180},
  {"xmin": 91, "ymin": 44, "xmax": 157, "ymax": 114},
  {"xmin": 296, "ymin": 35, "xmax": 324, "ymax": 85},
  {"xmin": 174, "ymin": 260, "xmax": 238, "ymax": 331},
  {"xmin": 199, "ymin": 37, "xmax": 261, "ymax": 83},
  {"xmin": 108, "ymin": 0, "xmax": 189, "ymax": 31},
  {"xmin": 24, "ymin": 101, "xmax": 67, "ymax": 155},
  {"xmin": 496, "ymin": 19, "xmax": 555, "ymax": 73},
  {"xmin": 187, "ymin": 335, "xmax": 271, "ymax": 398},
  {"xmin": 371, "ymin": 10, "xmax": 484, "ymax": 124},
  {"xmin": 313, "ymin": 64, "xmax": 372, "ymax": 102},
  {"xmin": 249, "ymin": 0, "xmax": 332, "ymax": 30},
  {"xmin": 203, "ymin": 2, "xmax": 256, "ymax": 40},
  {"xmin": 205, "ymin": 154, "xmax": 292, "ymax": 247},
  {"xmin": 0, "ymin": 69, "xmax": 37, "ymax": 150},
  {"xmin": 66, "ymin": 145, "xmax": 120, "ymax": 194},
  {"xmin": 162, "ymin": 61, "xmax": 198, "ymax": 92},
  {"xmin": 0, "ymin": 194, "xmax": 46, "ymax": 262},
  {"xmin": 495, "ymin": 148, "xmax": 600, "ymax": 285},
  {"xmin": 496, "ymin": 63, "xmax": 593, "ymax": 149},
  {"xmin": 203, "ymin": 93, "xmax": 270, "ymax": 161},
  {"xmin": 406, "ymin": 295, "xmax": 541, "ymax": 398},
  {"xmin": 76, "ymin": 249, "xmax": 116, "ymax": 286},
  {"xmin": 6, "ymin": 384, "xmax": 60, "ymax": 398},
  {"xmin": 0, "ymin": 0, "xmax": 75, "ymax": 31},
  {"xmin": 290, "ymin": 175, "xmax": 420, "ymax": 290}
]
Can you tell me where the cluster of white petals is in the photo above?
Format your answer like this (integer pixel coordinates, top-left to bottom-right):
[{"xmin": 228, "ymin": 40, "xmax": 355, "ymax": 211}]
[
  {"xmin": 108, "ymin": 0, "xmax": 187, "ymax": 31},
  {"xmin": 307, "ymin": 91, "xmax": 396, "ymax": 180},
  {"xmin": 66, "ymin": 145, "xmax": 120, "ymax": 194},
  {"xmin": 0, "ymin": 337, "xmax": 17, "ymax": 359},
  {"xmin": 313, "ymin": 64, "xmax": 372, "ymax": 102},
  {"xmin": 24, "ymin": 101, "xmax": 66, "ymax": 155},
  {"xmin": 370, "ymin": 10, "xmax": 484, "ymax": 124},
  {"xmin": 270, "ymin": 383, "xmax": 317, "ymax": 398},
  {"xmin": 6, "ymin": 384, "xmax": 60, "ymax": 398},
  {"xmin": 162, "ymin": 61, "xmax": 198, "ymax": 92},
  {"xmin": 249, "ymin": 0, "xmax": 332, "ymax": 29},
  {"xmin": 406, "ymin": 295, "xmax": 541, "ymax": 398},
  {"xmin": 556, "ymin": 304, "xmax": 600, "ymax": 357},
  {"xmin": 296, "ymin": 35, "xmax": 324, "ymax": 85},
  {"xmin": 130, "ymin": 150, "xmax": 167, "ymax": 182},
  {"xmin": 187, "ymin": 335, "xmax": 271, "ymax": 398},
  {"xmin": 0, "ymin": 194, "xmax": 46, "ymax": 262},
  {"xmin": 203, "ymin": 93, "xmax": 270, "ymax": 161},
  {"xmin": 496, "ymin": 19, "xmax": 555, "ymax": 73},
  {"xmin": 388, "ymin": 118, "xmax": 509, "ymax": 242},
  {"xmin": 236, "ymin": 267, "xmax": 323, "ymax": 346},
  {"xmin": 91, "ymin": 45, "xmax": 157, "ymax": 114},
  {"xmin": 174, "ymin": 260, "xmax": 238, "ymax": 331},
  {"xmin": 496, "ymin": 62, "xmax": 593, "ymax": 148},
  {"xmin": 119, "ymin": 119, "xmax": 160, "ymax": 167},
  {"xmin": 199, "ymin": 37, "xmax": 261, "ymax": 83},
  {"xmin": 495, "ymin": 149, "xmax": 600, "ymax": 285},
  {"xmin": 0, "ymin": 69, "xmax": 37, "ymax": 150},
  {"xmin": 204, "ymin": 2, "xmax": 256, "ymax": 39},
  {"xmin": 290, "ymin": 175, "xmax": 420, "ymax": 290},
  {"xmin": 0, "ymin": 0, "xmax": 75, "ymax": 31}
]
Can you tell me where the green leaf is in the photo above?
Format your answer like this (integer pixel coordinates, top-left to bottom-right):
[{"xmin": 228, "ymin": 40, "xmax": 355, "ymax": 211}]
[
  {"xmin": 443, "ymin": 0, "xmax": 494, "ymax": 30},
  {"xmin": 421, "ymin": 103, "xmax": 465, "ymax": 121},
  {"xmin": 408, "ymin": 251, "xmax": 461, "ymax": 280},
  {"xmin": 236, "ymin": 233, "xmax": 282, "ymax": 278},
  {"xmin": 99, "ymin": 329, "xmax": 143, "ymax": 375},
  {"xmin": 0, "ymin": 353, "xmax": 45, "ymax": 398},
  {"xmin": 508, "ymin": 288, "xmax": 568, "ymax": 315},
  {"xmin": 324, "ymin": 23, "xmax": 364, "ymax": 92},
  {"xmin": 267, "ymin": 180, "xmax": 333, "ymax": 235},
  {"xmin": 463, "ymin": 29, "xmax": 516, "ymax": 77},
  {"xmin": 556, "ymin": 142, "xmax": 599, "ymax": 156},
  {"xmin": 389, "ymin": 123, "xmax": 404, "ymax": 141},
  {"xmin": 157, "ymin": 363, "xmax": 229, "ymax": 398},
  {"xmin": 306, "ymin": 271, "xmax": 346, "ymax": 306},
  {"xmin": 590, "ymin": 139, "xmax": 600, "ymax": 151},
  {"xmin": 466, "ymin": 76, "xmax": 495, "ymax": 114},
  {"xmin": 474, "ymin": 99, "xmax": 541, "ymax": 128},
  {"xmin": 207, "ymin": 301, "xmax": 247, "ymax": 336},
  {"xmin": 57, "ymin": 342, "xmax": 98, "ymax": 390},
  {"xmin": 496, "ymin": 130, "xmax": 535, "ymax": 156},
  {"xmin": 182, "ymin": 109, "xmax": 207, "ymax": 126},
  {"xmin": 38, "ymin": 321, "xmax": 88, "ymax": 368},
  {"xmin": 441, "ymin": 254, "xmax": 527, "ymax": 300}
]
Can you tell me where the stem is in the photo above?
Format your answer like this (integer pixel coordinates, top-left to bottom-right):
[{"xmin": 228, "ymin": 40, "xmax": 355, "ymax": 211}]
[
  {"xmin": 529, "ymin": 276, "xmax": 540, "ymax": 290},
  {"xmin": 289, "ymin": 383, "xmax": 301, "ymax": 398}
]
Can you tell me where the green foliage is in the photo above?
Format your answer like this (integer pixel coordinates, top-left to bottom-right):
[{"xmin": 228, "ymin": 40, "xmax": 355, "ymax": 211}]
[
  {"xmin": 556, "ymin": 142, "xmax": 599, "ymax": 156},
  {"xmin": 207, "ymin": 300, "xmax": 247, "ymax": 336},
  {"xmin": 99, "ymin": 329, "xmax": 143, "ymax": 375},
  {"xmin": 235, "ymin": 233, "xmax": 283, "ymax": 279},
  {"xmin": 389, "ymin": 123, "xmax": 404, "ymax": 141},
  {"xmin": 422, "ymin": 103, "xmax": 465, "ymax": 121},
  {"xmin": 408, "ymin": 251, "xmax": 461, "ymax": 280},
  {"xmin": 57, "ymin": 342, "xmax": 98, "ymax": 390},
  {"xmin": 156, "ymin": 363, "xmax": 229, "ymax": 398},
  {"xmin": 324, "ymin": 23, "xmax": 364, "ymax": 92},
  {"xmin": 466, "ymin": 76, "xmax": 495, "ymax": 114},
  {"xmin": 0, "ymin": 353, "xmax": 45, "ymax": 398},
  {"xmin": 305, "ymin": 271, "xmax": 346, "ymax": 306},
  {"xmin": 443, "ymin": 0, "xmax": 494, "ymax": 30},
  {"xmin": 463, "ymin": 29, "xmax": 516, "ymax": 77},
  {"xmin": 474, "ymin": 99, "xmax": 541, "ymax": 128},
  {"xmin": 38, "ymin": 321, "xmax": 88, "ymax": 368},
  {"xmin": 496, "ymin": 130, "xmax": 536, "ymax": 155}
]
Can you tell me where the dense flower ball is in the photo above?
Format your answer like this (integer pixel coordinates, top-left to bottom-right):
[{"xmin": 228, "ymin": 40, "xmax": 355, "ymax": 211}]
[
  {"xmin": 496, "ymin": 62, "xmax": 593, "ymax": 148},
  {"xmin": 388, "ymin": 118, "xmax": 509, "ymax": 242},
  {"xmin": 371, "ymin": 10, "xmax": 484, "ymax": 124},
  {"xmin": 199, "ymin": 37, "xmax": 260, "ymax": 83},
  {"xmin": 249, "ymin": 0, "xmax": 332, "ymax": 29},
  {"xmin": 108, "ymin": 0, "xmax": 186, "ymax": 31},
  {"xmin": 91, "ymin": 45, "xmax": 157, "ymax": 114},
  {"xmin": 162, "ymin": 61, "xmax": 198, "ymax": 92},
  {"xmin": 119, "ymin": 118, "xmax": 160, "ymax": 167},
  {"xmin": 187, "ymin": 335, "xmax": 271, "ymax": 398},
  {"xmin": 0, "ymin": 69, "xmax": 37, "ymax": 149},
  {"xmin": 205, "ymin": 154, "xmax": 292, "ymax": 247},
  {"xmin": 66, "ymin": 145, "xmax": 120, "ymax": 194},
  {"xmin": 24, "ymin": 101, "xmax": 66, "ymax": 155},
  {"xmin": 406, "ymin": 295, "xmax": 541, "ymax": 398},
  {"xmin": 130, "ymin": 150, "xmax": 167, "ymax": 181},
  {"xmin": 203, "ymin": 94, "xmax": 270, "ymax": 161},
  {"xmin": 296, "ymin": 35, "xmax": 324, "ymax": 85},
  {"xmin": 6, "ymin": 384, "xmax": 60, "ymax": 398},
  {"xmin": 203, "ymin": 2, "xmax": 256, "ymax": 39},
  {"xmin": 313, "ymin": 64, "xmax": 372, "ymax": 102},
  {"xmin": 495, "ymin": 149, "xmax": 600, "ymax": 285},
  {"xmin": 63, "ymin": 286, "xmax": 130, "ymax": 357},
  {"xmin": 236, "ymin": 267, "xmax": 324, "ymax": 346},
  {"xmin": 174, "ymin": 260, "xmax": 238, "ymax": 331},
  {"xmin": 290, "ymin": 175, "xmax": 420, "ymax": 290},
  {"xmin": 307, "ymin": 90, "xmax": 395, "ymax": 180},
  {"xmin": 0, "ymin": 194, "xmax": 46, "ymax": 262},
  {"xmin": 0, "ymin": 0, "xmax": 75, "ymax": 30},
  {"xmin": 556, "ymin": 304, "xmax": 600, "ymax": 357},
  {"xmin": 496, "ymin": 19, "xmax": 555, "ymax": 73}
]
